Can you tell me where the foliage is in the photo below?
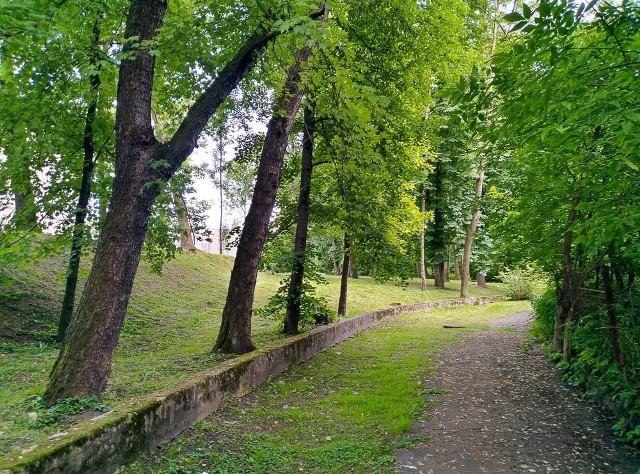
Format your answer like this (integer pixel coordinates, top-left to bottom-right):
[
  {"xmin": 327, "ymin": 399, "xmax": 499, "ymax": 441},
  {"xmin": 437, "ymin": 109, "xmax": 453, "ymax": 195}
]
[
  {"xmin": 255, "ymin": 255, "xmax": 334, "ymax": 330},
  {"xmin": 530, "ymin": 287, "xmax": 557, "ymax": 342},
  {"xmin": 25, "ymin": 396, "xmax": 109, "ymax": 428},
  {"xmin": 498, "ymin": 267, "xmax": 547, "ymax": 301}
]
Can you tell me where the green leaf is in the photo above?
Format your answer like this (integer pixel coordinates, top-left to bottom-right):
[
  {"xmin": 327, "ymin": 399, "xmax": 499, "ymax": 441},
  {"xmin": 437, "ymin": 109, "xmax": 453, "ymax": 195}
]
[{"xmin": 503, "ymin": 12, "xmax": 525, "ymax": 22}]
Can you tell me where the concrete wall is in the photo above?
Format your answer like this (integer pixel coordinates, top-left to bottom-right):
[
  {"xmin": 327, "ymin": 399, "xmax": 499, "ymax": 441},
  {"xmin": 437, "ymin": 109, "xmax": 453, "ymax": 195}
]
[{"xmin": 0, "ymin": 296, "xmax": 504, "ymax": 474}]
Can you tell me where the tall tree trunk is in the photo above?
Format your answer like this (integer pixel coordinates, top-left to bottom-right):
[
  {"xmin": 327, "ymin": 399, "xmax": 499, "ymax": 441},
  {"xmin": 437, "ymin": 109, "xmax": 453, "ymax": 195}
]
[
  {"xmin": 214, "ymin": 46, "xmax": 313, "ymax": 353},
  {"xmin": 460, "ymin": 4, "xmax": 497, "ymax": 298},
  {"xmin": 338, "ymin": 233, "xmax": 351, "ymax": 316},
  {"xmin": 419, "ymin": 189, "xmax": 427, "ymax": 291},
  {"xmin": 43, "ymin": 0, "xmax": 317, "ymax": 404},
  {"xmin": 444, "ymin": 259, "xmax": 450, "ymax": 282},
  {"xmin": 284, "ymin": 106, "xmax": 314, "ymax": 336},
  {"xmin": 431, "ymin": 160, "xmax": 446, "ymax": 289},
  {"xmin": 218, "ymin": 129, "xmax": 224, "ymax": 254},
  {"xmin": 460, "ymin": 161, "xmax": 484, "ymax": 298},
  {"xmin": 174, "ymin": 191, "xmax": 196, "ymax": 250},
  {"xmin": 601, "ymin": 264, "xmax": 624, "ymax": 371},
  {"xmin": 57, "ymin": 17, "xmax": 102, "ymax": 343}
]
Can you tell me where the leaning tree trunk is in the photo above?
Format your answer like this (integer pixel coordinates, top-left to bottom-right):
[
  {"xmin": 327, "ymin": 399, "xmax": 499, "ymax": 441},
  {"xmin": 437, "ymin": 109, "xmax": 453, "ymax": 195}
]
[
  {"xmin": 284, "ymin": 105, "xmax": 314, "ymax": 336},
  {"xmin": 57, "ymin": 19, "xmax": 102, "ymax": 343},
  {"xmin": 460, "ymin": 161, "xmax": 484, "ymax": 298},
  {"xmin": 338, "ymin": 233, "xmax": 351, "ymax": 316},
  {"xmin": 214, "ymin": 46, "xmax": 313, "ymax": 353},
  {"xmin": 44, "ymin": 0, "xmax": 318, "ymax": 405}
]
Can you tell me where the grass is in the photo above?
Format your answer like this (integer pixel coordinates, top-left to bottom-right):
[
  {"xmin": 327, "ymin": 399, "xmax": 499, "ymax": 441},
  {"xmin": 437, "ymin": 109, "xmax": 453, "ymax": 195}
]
[
  {"xmin": 122, "ymin": 301, "xmax": 531, "ymax": 474},
  {"xmin": 0, "ymin": 249, "xmax": 505, "ymax": 458}
]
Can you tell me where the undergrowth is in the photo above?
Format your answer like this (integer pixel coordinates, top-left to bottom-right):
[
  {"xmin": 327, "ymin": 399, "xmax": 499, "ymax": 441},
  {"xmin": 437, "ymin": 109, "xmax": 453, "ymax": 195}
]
[{"xmin": 533, "ymin": 287, "xmax": 640, "ymax": 449}]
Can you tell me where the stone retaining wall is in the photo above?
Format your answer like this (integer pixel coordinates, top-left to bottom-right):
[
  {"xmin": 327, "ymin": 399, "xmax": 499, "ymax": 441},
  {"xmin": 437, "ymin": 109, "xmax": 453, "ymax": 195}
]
[{"xmin": 0, "ymin": 295, "xmax": 504, "ymax": 474}]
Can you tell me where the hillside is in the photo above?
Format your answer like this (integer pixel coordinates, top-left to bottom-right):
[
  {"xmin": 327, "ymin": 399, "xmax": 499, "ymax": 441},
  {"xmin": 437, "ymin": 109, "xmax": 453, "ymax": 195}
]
[{"xmin": 0, "ymin": 248, "xmax": 505, "ymax": 456}]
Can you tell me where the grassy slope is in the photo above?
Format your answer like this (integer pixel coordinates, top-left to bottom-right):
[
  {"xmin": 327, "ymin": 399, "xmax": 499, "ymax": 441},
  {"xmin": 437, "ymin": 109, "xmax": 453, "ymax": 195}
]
[{"xmin": 0, "ymin": 250, "xmax": 505, "ymax": 457}]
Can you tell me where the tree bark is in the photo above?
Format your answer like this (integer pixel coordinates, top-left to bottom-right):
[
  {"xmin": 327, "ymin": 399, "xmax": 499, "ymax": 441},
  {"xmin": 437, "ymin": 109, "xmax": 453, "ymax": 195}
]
[
  {"xmin": 338, "ymin": 233, "xmax": 351, "ymax": 316},
  {"xmin": 601, "ymin": 265, "xmax": 624, "ymax": 371},
  {"xmin": 284, "ymin": 106, "xmax": 314, "ymax": 336},
  {"xmin": 44, "ymin": 0, "xmax": 317, "ymax": 404},
  {"xmin": 434, "ymin": 262, "xmax": 445, "ymax": 288},
  {"xmin": 57, "ymin": 16, "xmax": 102, "ymax": 343},
  {"xmin": 477, "ymin": 272, "xmax": 487, "ymax": 288},
  {"xmin": 214, "ymin": 45, "xmax": 313, "ymax": 353}
]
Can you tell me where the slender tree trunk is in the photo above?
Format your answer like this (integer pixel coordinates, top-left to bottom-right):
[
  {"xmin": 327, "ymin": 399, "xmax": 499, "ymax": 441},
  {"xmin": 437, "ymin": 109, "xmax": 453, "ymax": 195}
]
[
  {"xmin": 44, "ymin": 0, "xmax": 312, "ymax": 404},
  {"xmin": 218, "ymin": 129, "xmax": 224, "ymax": 254},
  {"xmin": 214, "ymin": 46, "xmax": 313, "ymax": 353},
  {"xmin": 444, "ymin": 259, "xmax": 450, "ymax": 282},
  {"xmin": 460, "ymin": 161, "xmax": 484, "ymax": 298},
  {"xmin": 57, "ymin": 18, "xmax": 102, "ymax": 343},
  {"xmin": 338, "ymin": 233, "xmax": 351, "ymax": 316},
  {"xmin": 431, "ymin": 160, "xmax": 446, "ymax": 289},
  {"xmin": 559, "ymin": 195, "xmax": 579, "ymax": 359},
  {"xmin": 419, "ymin": 189, "xmax": 427, "ymax": 291},
  {"xmin": 284, "ymin": 106, "xmax": 314, "ymax": 336},
  {"xmin": 601, "ymin": 265, "xmax": 624, "ymax": 371},
  {"xmin": 174, "ymin": 191, "xmax": 196, "ymax": 250}
]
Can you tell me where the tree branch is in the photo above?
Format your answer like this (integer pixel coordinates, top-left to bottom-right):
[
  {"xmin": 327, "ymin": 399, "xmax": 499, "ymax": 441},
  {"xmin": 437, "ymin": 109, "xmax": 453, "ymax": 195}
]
[{"xmin": 160, "ymin": 6, "xmax": 327, "ymax": 178}]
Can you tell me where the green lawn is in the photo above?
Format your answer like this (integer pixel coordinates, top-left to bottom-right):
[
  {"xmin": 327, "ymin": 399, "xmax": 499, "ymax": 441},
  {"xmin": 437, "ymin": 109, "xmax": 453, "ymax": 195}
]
[
  {"xmin": 0, "ymin": 250, "xmax": 505, "ymax": 457},
  {"xmin": 123, "ymin": 301, "xmax": 531, "ymax": 474}
]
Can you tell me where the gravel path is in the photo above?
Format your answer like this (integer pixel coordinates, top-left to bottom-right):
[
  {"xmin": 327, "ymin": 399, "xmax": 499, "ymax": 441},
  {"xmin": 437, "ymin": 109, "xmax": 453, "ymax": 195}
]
[{"xmin": 395, "ymin": 312, "xmax": 640, "ymax": 473}]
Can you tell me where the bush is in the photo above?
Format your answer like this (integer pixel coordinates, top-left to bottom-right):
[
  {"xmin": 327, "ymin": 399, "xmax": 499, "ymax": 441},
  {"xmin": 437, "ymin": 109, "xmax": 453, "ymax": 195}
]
[
  {"xmin": 498, "ymin": 267, "xmax": 547, "ymax": 300},
  {"xmin": 254, "ymin": 255, "xmax": 335, "ymax": 331},
  {"xmin": 531, "ymin": 287, "xmax": 557, "ymax": 341}
]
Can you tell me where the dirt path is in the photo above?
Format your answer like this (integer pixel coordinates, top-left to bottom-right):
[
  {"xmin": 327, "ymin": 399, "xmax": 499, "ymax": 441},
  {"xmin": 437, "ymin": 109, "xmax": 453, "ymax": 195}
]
[{"xmin": 395, "ymin": 312, "xmax": 640, "ymax": 474}]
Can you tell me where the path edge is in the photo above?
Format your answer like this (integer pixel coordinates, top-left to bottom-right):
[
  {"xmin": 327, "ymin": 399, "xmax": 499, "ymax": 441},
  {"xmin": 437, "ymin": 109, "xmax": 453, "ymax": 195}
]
[{"xmin": 0, "ymin": 295, "xmax": 505, "ymax": 474}]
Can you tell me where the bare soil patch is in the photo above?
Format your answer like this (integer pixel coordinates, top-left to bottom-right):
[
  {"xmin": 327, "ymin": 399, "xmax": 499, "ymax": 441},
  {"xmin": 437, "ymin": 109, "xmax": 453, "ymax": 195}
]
[{"xmin": 395, "ymin": 311, "xmax": 640, "ymax": 473}]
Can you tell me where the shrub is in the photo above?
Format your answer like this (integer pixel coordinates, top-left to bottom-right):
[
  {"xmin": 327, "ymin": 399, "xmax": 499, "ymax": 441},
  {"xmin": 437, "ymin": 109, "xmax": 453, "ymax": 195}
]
[
  {"xmin": 498, "ymin": 267, "xmax": 547, "ymax": 300},
  {"xmin": 531, "ymin": 287, "xmax": 557, "ymax": 341},
  {"xmin": 254, "ymin": 255, "xmax": 335, "ymax": 331}
]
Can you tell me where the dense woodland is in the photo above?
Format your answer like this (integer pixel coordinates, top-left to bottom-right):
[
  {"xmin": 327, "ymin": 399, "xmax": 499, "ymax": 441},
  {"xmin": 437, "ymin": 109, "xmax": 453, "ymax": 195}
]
[{"xmin": 0, "ymin": 0, "xmax": 639, "ymax": 448}]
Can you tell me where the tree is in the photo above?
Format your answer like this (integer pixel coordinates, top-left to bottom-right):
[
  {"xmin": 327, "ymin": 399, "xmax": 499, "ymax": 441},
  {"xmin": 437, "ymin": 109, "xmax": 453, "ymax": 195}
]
[
  {"xmin": 214, "ymin": 44, "xmax": 314, "ymax": 353},
  {"xmin": 44, "ymin": 0, "xmax": 326, "ymax": 404},
  {"xmin": 284, "ymin": 105, "xmax": 315, "ymax": 335}
]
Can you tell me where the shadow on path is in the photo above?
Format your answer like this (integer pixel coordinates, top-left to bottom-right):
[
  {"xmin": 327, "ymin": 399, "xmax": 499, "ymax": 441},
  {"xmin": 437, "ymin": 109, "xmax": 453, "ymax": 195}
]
[{"xmin": 395, "ymin": 311, "xmax": 640, "ymax": 474}]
